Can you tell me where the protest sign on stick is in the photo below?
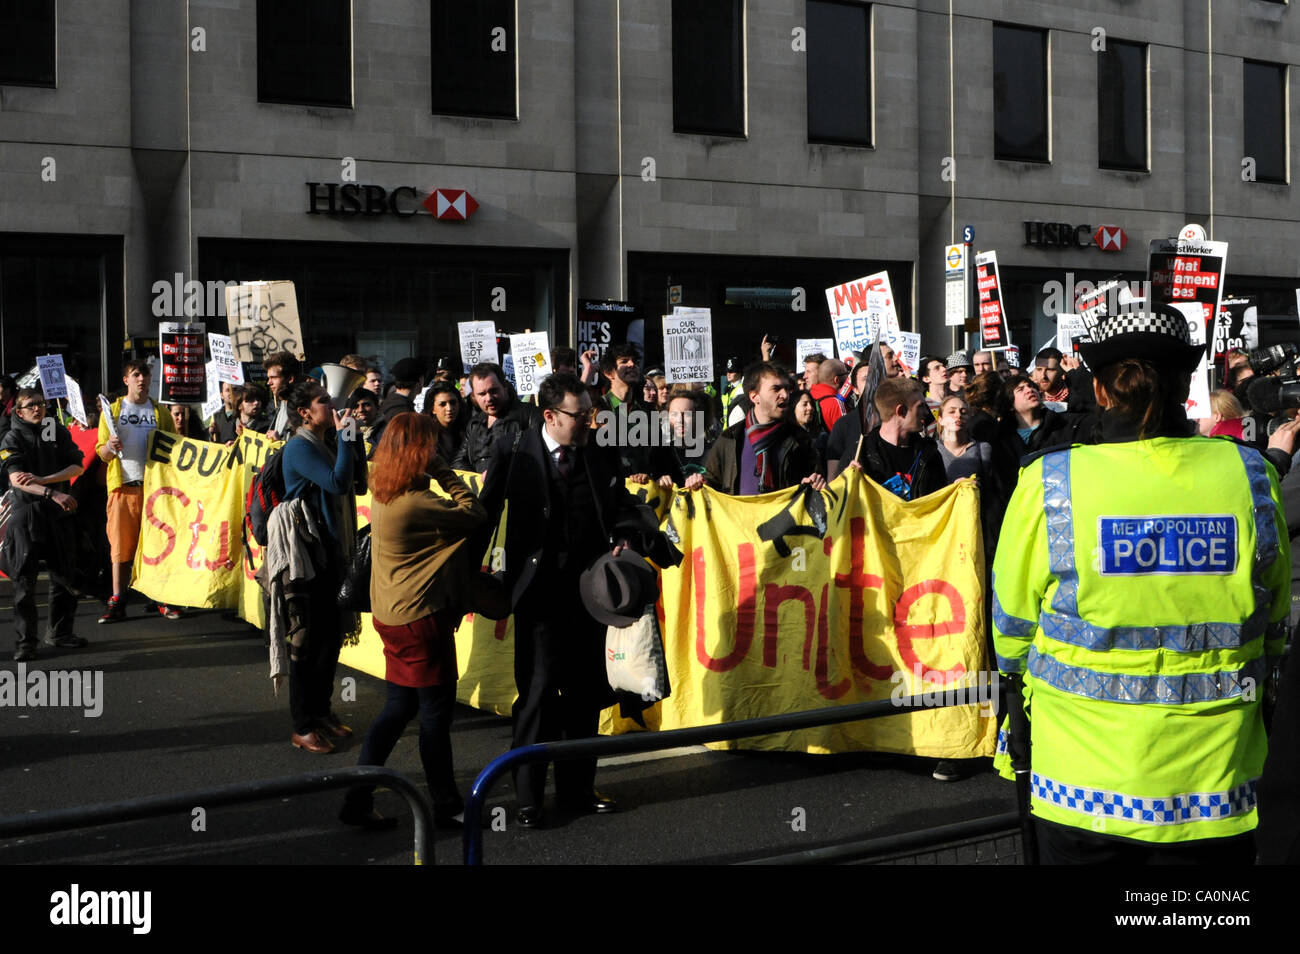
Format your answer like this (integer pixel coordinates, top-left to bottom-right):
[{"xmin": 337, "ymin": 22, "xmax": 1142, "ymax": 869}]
[
  {"xmin": 509, "ymin": 332, "xmax": 552, "ymax": 398},
  {"xmin": 208, "ymin": 332, "xmax": 245, "ymax": 385},
  {"xmin": 662, "ymin": 312, "xmax": 714, "ymax": 384},
  {"xmin": 37, "ymin": 355, "xmax": 68, "ymax": 399},
  {"xmin": 159, "ymin": 322, "xmax": 207, "ymax": 403},
  {"xmin": 458, "ymin": 321, "xmax": 499, "ymax": 372},
  {"xmin": 224, "ymin": 281, "xmax": 303, "ymax": 363},
  {"xmin": 974, "ymin": 252, "xmax": 1011, "ymax": 350},
  {"xmin": 63, "ymin": 376, "xmax": 88, "ymax": 427}
]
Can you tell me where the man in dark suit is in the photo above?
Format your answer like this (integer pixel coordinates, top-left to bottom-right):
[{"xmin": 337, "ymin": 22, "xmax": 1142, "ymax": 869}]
[{"xmin": 479, "ymin": 372, "xmax": 665, "ymax": 828}]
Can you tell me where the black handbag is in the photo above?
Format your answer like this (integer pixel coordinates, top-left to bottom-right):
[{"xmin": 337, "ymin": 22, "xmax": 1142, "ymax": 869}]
[{"xmin": 337, "ymin": 524, "xmax": 372, "ymax": 612}]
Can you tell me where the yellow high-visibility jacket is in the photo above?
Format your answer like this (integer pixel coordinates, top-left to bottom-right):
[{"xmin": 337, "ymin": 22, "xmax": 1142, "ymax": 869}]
[{"xmin": 992, "ymin": 435, "xmax": 1289, "ymax": 844}]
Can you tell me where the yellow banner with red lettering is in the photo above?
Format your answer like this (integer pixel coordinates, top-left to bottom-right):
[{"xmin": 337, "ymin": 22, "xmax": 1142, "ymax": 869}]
[{"xmin": 132, "ymin": 433, "xmax": 994, "ymax": 757}]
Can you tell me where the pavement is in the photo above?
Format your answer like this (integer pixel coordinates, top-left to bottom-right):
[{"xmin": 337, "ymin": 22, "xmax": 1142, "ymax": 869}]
[{"xmin": 0, "ymin": 584, "xmax": 1018, "ymax": 866}]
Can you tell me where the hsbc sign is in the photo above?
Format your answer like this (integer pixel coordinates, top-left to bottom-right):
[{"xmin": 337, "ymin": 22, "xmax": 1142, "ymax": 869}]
[
  {"xmin": 1023, "ymin": 220, "xmax": 1128, "ymax": 252},
  {"xmin": 306, "ymin": 183, "xmax": 479, "ymax": 221}
]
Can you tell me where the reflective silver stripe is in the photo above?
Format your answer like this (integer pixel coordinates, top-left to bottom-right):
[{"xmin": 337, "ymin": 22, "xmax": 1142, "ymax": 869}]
[
  {"xmin": 996, "ymin": 653, "xmax": 1026, "ymax": 674},
  {"xmin": 1027, "ymin": 647, "xmax": 1268, "ymax": 704},
  {"xmin": 1235, "ymin": 444, "xmax": 1279, "ymax": 573},
  {"xmin": 1037, "ymin": 612, "xmax": 1260, "ymax": 653},
  {"xmin": 1041, "ymin": 450, "xmax": 1079, "ymax": 616},
  {"xmin": 992, "ymin": 587, "xmax": 1036, "ymax": 639},
  {"xmin": 1031, "ymin": 773, "xmax": 1257, "ymax": 826}
]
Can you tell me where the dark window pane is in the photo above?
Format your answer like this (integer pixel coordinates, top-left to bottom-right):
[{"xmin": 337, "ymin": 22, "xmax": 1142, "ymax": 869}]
[
  {"xmin": 807, "ymin": 1, "xmax": 871, "ymax": 146},
  {"xmin": 993, "ymin": 24, "xmax": 1048, "ymax": 162},
  {"xmin": 258, "ymin": 0, "xmax": 352, "ymax": 108},
  {"xmin": 431, "ymin": 0, "xmax": 517, "ymax": 118},
  {"xmin": 1244, "ymin": 60, "xmax": 1287, "ymax": 184},
  {"xmin": 672, "ymin": 0, "xmax": 744, "ymax": 136},
  {"xmin": 1098, "ymin": 40, "xmax": 1147, "ymax": 170},
  {"xmin": 0, "ymin": 0, "xmax": 56, "ymax": 87}
]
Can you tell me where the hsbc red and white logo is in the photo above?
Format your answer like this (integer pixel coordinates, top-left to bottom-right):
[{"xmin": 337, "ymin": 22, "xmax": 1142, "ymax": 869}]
[
  {"xmin": 306, "ymin": 182, "xmax": 479, "ymax": 221},
  {"xmin": 1093, "ymin": 225, "xmax": 1127, "ymax": 252},
  {"xmin": 423, "ymin": 188, "xmax": 479, "ymax": 220}
]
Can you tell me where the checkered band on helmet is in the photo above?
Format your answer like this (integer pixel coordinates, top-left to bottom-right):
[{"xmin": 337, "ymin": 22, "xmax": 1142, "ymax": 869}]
[{"xmin": 1091, "ymin": 310, "xmax": 1193, "ymax": 347}]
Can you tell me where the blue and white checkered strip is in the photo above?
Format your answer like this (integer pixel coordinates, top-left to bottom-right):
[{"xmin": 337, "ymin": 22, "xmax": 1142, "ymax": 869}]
[
  {"xmin": 1037, "ymin": 613, "xmax": 1257, "ymax": 653},
  {"xmin": 992, "ymin": 588, "xmax": 1036, "ymax": 639},
  {"xmin": 1041, "ymin": 450, "xmax": 1079, "ymax": 616},
  {"xmin": 1031, "ymin": 773, "xmax": 1257, "ymax": 826},
  {"xmin": 1028, "ymin": 647, "xmax": 1268, "ymax": 704}
]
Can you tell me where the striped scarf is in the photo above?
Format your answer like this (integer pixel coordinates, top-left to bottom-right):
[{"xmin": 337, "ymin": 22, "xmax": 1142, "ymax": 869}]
[{"xmin": 745, "ymin": 409, "xmax": 786, "ymax": 492}]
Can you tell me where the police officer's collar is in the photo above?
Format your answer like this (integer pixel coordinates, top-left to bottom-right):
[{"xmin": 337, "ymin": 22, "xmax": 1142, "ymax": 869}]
[{"xmin": 1099, "ymin": 409, "xmax": 1195, "ymax": 444}]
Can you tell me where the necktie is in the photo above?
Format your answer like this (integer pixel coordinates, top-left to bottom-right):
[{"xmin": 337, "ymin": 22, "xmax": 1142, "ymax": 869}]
[{"xmin": 556, "ymin": 445, "xmax": 572, "ymax": 479}]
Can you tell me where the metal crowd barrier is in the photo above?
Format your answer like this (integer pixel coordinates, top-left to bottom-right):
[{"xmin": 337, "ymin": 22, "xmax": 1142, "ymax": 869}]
[
  {"xmin": 464, "ymin": 691, "xmax": 1015, "ymax": 865},
  {"xmin": 0, "ymin": 766, "xmax": 434, "ymax": 865}
]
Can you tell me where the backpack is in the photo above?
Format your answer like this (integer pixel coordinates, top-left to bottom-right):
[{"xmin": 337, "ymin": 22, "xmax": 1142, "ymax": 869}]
[{"xmin": 243, "ymin": 446, "xmax": 287, "ymax": 549}]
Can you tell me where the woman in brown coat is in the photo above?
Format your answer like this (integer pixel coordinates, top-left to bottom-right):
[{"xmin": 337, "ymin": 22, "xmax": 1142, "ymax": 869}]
[{"xmin": 340, "ymin": 412, "xmax": 487, "ymax": 830}]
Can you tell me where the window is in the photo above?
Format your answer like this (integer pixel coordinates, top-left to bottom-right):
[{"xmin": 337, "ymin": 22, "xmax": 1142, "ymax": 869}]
[
  {"xmin": 672, "ymin": 0, "xmax": 745, "ymax": 136},
  {"xmin": 1244, "ymin": 60, "xmax": 1288, "ymax": 184},
  {"xmin": 993, "ymin": 24, "xmax": 1049, "ymax": 162},
  {"xmin": 0, "ymin": 0, "xmax": 56, "ymax": 87},
  {"xmin": 1098, "ymin": 40, "xmax": 1147, "ymax": 170},
  {"xmin": 431, "ymin": 1, "xmax": 516, "ymax": 118},
  {"xmin": 257, "ymin": 0, "xmax": 352, "ymax": 108},
  {"xmin": 806, "ymin": 1, "xmax": 871, "ymax": 146}
]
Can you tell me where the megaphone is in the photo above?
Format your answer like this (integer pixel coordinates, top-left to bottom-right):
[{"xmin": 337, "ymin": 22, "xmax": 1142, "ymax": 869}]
[{"xmin": 320, "ymin": 362, "xmax": 365, "ymax": 409}]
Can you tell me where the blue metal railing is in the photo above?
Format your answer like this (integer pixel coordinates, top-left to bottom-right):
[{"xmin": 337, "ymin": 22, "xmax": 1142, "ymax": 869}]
[
  {"xmin": 464, "ymin": 691, "xmax": 1011, "ymax": 864},
  {"xmin": 0, "ymin": 766, "xmax": 434, "ymax": 865}
]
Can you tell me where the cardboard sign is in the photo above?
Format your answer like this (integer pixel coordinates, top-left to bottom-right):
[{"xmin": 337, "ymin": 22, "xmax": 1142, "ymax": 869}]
[
  {"xmin": 826, "ymin": 272, "xmax": 898, "ymax": 359},
  {"xmin": 508, "ymin": 332, "xmax": 552, "ymax": 398},
  {"xmin": 796, "ymin": 338, "xmax": 836, "ymax": 365},
  {"xmin": 457, "ymin": 321, "xmax": 499, "ymax": 372},
  {"xmin": 159, "ymin": 322, "xmax": 207, "ymax": 403},
  {"xmin": 662, "ymin": 313, "xmax": 714, "ymax": 384},
  {"xmin": 223, "ymin": 281, "xmax": 303, "ymax": 363},
  {"xmin": 974, "ymin": 251, "xmax": 1011, "ymax": 350},
  {"xmin": 63, "ymin": 375, "xmax": 87, "ymax": 427},
  {"xmin": 1213, "ymin": 297, "xmax": 1257, "ymax": 356},
  {"xmin": 36, "ymin": 355, "xmax": 68, "ymax": 399},
  {"xmin": 208, "ymin": 332, "xmax": 245, "ymax": 385},
  {"xmin": 1056, "ymin": 313, "xmax": 1089, "ymax": 354}
]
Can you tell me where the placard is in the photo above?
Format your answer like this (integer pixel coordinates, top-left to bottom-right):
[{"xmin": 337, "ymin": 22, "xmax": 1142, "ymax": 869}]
[
  {"xmin": 63, "ymin": 375, "xmax": 87, "ymax": 427},
  {"xmin": 796, "ymin": 338, "xmax": 836, "ymax": 365},
  {"xmin": 1004, "ymin": 345, "xmax": 1020, "ymax": 369},
  {"xmin": 662, "ymin": 313, "xmax": 714, "ymax": 384},
  {"xmin": 509, "ymin": 332, "xmax": 552, "ymax": 398},
  {"xmin": 825, "ymin": 272, "xmax": 898, "ymax": 359},
  {"xmin": 223, "ymin": 281, "xmax": 303, "ymax": 363},
  {"xmin": 457, "ymin": 321, "xmax": 499, "ymax": 372},
  {"xmin": 159, "ymin": 321, "xmax": 206, "ymax": 403},
  {"xmin": 896, "ymin": 332, "xmax": 922, "ymax": 376},
  {"xmin": 208, "ymin": 332, "xmax": 245, "ymax": 385},
  {"xmin": 974, "ymin": 251, "xmax": 1011, "ymax": 350},
  {"xmin": 1212, "ymin": 297, "xmax": 1257, "ymax": 356},
  {"xmin": 1146, "ymin": 237, "xmax": 1229, "ymax": 349},
  {"xmin": 1171, "ymin": 303, "xmax": 1213, "ymax": 420},
  {"xmin": 201, "ymin": 360, "xmax": 224, "ymax": 420},
  {"xmin": 1055, "ymin": 314, "xmax": 1089, "ymax": 354},
  {"xmin": 36, "ymin": 355, "xmax": 68, "ymax": 399}
]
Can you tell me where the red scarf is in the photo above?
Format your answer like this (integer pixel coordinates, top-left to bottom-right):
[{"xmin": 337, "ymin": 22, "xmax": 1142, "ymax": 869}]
[{"xmin": 745, "ymin": 409, "xmax": 785, "ymax": 492}]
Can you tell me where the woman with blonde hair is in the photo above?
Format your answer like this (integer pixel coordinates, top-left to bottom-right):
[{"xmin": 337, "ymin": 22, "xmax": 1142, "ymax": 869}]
[
  {"xmin": 1198, "ymin": 388, "xmax": 1247, "ymax": 439},
  {"xmin": 339, "ymin": 412, "xmax": 486, "ymax": 830}
]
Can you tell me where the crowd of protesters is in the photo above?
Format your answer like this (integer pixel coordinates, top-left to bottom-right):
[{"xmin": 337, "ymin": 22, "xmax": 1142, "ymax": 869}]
[{"xmin": 4, "ymin": 322, "xmax": 1300, "ymax": 856}]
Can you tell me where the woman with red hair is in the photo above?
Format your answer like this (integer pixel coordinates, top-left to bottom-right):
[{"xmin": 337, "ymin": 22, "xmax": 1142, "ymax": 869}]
[{"xmin": 340, "ymin": 412, "xmax": 486, "ymax": 830}]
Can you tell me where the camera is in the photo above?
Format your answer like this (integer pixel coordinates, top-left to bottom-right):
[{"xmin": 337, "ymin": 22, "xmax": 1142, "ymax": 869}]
[{"xmin": 1246, "ymin": 342, "xmax": 1299, "ymax": 376}]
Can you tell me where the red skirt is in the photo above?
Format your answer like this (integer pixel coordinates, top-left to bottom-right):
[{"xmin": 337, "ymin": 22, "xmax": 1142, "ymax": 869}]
[{"xmin": 373, "ymin": 611, "xmax": 459, "ymax": 688}]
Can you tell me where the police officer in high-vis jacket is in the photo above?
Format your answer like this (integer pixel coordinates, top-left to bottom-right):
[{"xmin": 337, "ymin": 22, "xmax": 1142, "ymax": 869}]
[{"xmin": 993, "ymin": 305, "xmax": 1295, "ymax": 863}]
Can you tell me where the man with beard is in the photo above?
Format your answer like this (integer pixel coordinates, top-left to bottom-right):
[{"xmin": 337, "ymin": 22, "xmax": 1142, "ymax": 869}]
[
  {"xmin": 594, "ymin": 342, "xmax": 655, "ymax": 478},
  {"xmin": 701, "ymin": 362, "xmax": 824, "ymax": 495},
  {"xmin": 452, "ymin": 362, "xmax": 541, "ymax": 474}
]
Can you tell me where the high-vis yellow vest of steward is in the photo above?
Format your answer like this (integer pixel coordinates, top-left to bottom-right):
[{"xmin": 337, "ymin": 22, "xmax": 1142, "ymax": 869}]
[{"xmin": 992, "ymin": 437, "xmax": 1289, "ymax": 844}]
